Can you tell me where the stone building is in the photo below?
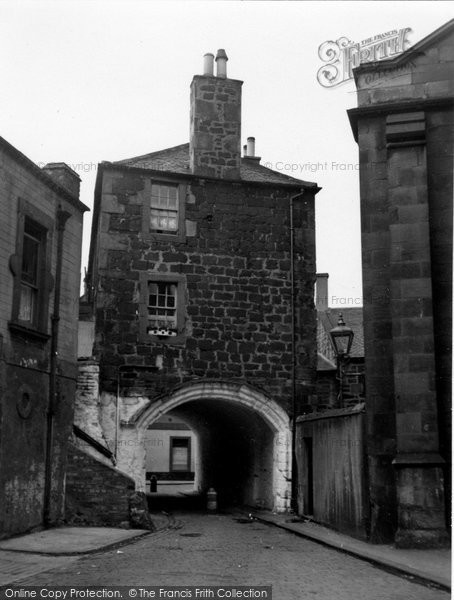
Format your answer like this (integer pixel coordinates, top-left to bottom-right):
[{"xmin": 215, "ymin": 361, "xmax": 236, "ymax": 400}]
[
  {"xmin": 348, "ymin": 19, "xmax": 453, "ymax": 547},
  {"xmin": 79, "ymin": 50, "xmax": 320, "ymax": 512},
  {"xmin": 0, "ymin": 136, "xmax": 88, "ymax": 537}
]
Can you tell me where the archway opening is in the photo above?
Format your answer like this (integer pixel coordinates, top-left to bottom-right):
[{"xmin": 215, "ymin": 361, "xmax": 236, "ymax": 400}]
[
  {"xmin": 149, "ymin": 399, "xmax": 277, "ymax": 510},
  {"xmin": 125, "ymin": 382, "xmax": 292, "ymax": 512},
  {"xmin": 144, "ymin": 413, "xmax": 198, "ymax": 497}
]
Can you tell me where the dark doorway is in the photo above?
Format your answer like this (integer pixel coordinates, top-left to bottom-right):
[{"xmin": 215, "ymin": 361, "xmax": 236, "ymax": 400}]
[{"xmin": 304, "ymin": 437, "xmax": 314, "ymax": 515}]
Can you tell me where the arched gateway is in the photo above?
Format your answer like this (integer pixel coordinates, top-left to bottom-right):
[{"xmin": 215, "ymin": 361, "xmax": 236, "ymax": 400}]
[{"xmin": 116, "ymin": 381, "xmax": 292, "ymax": 512}]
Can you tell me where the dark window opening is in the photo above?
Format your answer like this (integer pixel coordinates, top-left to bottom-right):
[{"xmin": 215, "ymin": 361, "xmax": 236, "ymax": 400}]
[
  {"xmin": 19, "ymin": 219, "xmax": 44, "ymax": 324},
  {"xmin": 304, "ymin": 437, "xmax": 314, "ymax": 515},
  {"xmin": 170, "ymin": 437, "xmax": 191, "ymax": 472}
]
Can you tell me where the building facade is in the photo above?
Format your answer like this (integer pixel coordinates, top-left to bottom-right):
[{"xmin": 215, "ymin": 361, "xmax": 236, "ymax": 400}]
[
  {"xmin": 348, "ymin": 19, "xmax": 453, "ymax": 547},
  {"xmin": 0, "ymin": 137, "xmax": 87, "ymax": 537},
  {"xmin": 79, "ymin": 51, "xmax": 320, "ymax": 512}
]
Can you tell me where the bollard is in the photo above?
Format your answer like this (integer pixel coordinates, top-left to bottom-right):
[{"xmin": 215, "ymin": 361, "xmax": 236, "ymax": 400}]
[
  {"xmin": 149, "ymin": 475, "xmax": 157, "ymax": 493},
  {"xmin": 207, "ymin": 487, "xmax": 217, "ymax": 511}
]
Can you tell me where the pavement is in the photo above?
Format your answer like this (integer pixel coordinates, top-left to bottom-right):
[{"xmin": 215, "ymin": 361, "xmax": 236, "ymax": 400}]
[
  {"xmin": 242, "ymin": 509, "xmax": 451, "ymax": 592},
  {"xmin": 0, "ymin": 511, "xmax": 450, "ymax": 591}
]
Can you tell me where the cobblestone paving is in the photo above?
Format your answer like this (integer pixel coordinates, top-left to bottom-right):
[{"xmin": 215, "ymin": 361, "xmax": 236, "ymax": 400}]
[{"xmin": 14, "ymin": 513, "xmax": 449, "ymax": 600}]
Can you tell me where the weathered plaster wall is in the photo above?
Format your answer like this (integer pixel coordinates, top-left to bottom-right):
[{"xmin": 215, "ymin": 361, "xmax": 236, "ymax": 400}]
[{"xmin": 0, "ymin": 142, "xmax": 84, "ymax": 537}]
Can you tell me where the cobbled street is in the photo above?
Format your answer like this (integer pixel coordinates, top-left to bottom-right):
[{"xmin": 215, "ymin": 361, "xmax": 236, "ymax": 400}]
[{"xmin": 13, "ymin": 512, "xmax": 448, "ymax": 600}]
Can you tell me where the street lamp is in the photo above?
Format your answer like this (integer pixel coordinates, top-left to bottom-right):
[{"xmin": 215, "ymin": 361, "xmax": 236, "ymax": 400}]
[{"xmin": 329, "ymin": 313, "xmax": 354, "ymax": 406}]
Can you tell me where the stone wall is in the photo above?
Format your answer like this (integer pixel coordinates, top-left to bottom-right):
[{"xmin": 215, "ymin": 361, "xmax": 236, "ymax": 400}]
[
  {"xmin": 93, "ymin": 169, "xmax": 317, "ymax": 416},
  {"xmin": 350, "ymin": 23, "xmax": 453, "ymax": 546},
  {"xmin": 190, "ymin": 74, "xmax": 242, "ymax": 179}
]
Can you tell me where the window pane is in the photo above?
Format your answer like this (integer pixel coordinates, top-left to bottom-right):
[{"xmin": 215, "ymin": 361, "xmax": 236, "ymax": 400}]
[
  {"xmin": 171, "ymin": 438, "xmax": 189, "ymax": 471},
  {"xmin": 150, "ymin": 185, "xmax": 179, "ymax": 232},
  {"xmin": 21, "ymin": 234, "xmax": 39, "ymax": 285},
  {"xmin": 19, "ymin": 284, "xmax": 36, "ymax": 322},
  {"xmin": 147, "ymin": 280, "xmax": 178, "ymax": 331}
]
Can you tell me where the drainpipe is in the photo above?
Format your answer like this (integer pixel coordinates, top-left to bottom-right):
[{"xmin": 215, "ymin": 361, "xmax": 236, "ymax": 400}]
[
  {"xmin": 290, "ymin": 193, "xmax": 296, "ymax": 512},
  {"xmin": 43, "ymin": 208, "xmax": 71, "ymax": 527},
  {"xmin": 290, "ymin": 191, "xmax": 303, "ymax": 513}
]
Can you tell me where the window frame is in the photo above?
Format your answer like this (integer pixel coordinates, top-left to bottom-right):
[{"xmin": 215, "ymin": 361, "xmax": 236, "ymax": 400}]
[
  {"xmin": 9, "ymin": 199, "xmax": 53, "ymax": 340},
  {"xmin": 169, "ymin": 436, "xmax": 191, "ymax": 473},
  {"xmin": 140, "ymin": 178, "xmax": 187, "ymax": 243},
  {"xmin": 139, "ymin": 272, "xmax": 186, "ymax": 344}
]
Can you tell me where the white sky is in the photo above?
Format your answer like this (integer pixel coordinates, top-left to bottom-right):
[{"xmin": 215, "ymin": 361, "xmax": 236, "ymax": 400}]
[{"xmin": 1, "ymin": 1, "xmax": 452, "ymax": 306}]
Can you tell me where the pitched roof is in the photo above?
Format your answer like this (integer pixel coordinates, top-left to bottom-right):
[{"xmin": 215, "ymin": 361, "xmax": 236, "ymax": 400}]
[
  {"xmin": 317, "ymin": 352, "xmax": 337, "ymax": 371},
  {"xmin": 318, "ymin": 307, "xmax": 364, "ymax": 358},
  {"xmin": 112, "ymin": 143, "xmax": 317, "ymax": 187}
]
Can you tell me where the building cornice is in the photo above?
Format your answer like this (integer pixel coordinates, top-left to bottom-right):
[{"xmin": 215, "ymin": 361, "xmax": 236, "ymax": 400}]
[
  {"xmin": 348, "ymin": 97, "xmax": 454, "ymax": 141},
  {"xmin": 0, "ymin": 136, "xmax": 89, "ymax": 213}
]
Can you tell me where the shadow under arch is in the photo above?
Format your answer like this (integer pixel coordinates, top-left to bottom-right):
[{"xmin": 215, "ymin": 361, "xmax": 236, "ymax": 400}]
[{"xmin": 119, "ymin": 380, "xmax": 292, "ymax": 512}]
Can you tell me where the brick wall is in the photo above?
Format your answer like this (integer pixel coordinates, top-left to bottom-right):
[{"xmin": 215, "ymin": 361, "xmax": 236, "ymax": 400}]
[
  {"xmin": 93, "ymin": 169, "xmax": 317, "ymax": 415},
  {"xmin": 65, "ymin": 444, "xmax": 135, "ymax": 526}
]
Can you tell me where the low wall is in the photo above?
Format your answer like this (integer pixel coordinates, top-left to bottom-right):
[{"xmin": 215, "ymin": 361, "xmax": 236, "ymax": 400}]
[
  {"xmin": 65, "ymin": 444, "xmax": 135, "ymax": 526},
  {"xmin": 296, "ymin": 406, "xmax": 369, "ymax": 539}
]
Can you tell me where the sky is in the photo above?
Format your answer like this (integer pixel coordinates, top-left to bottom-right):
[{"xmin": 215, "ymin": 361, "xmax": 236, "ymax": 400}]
[{"xmin": 1, "ymin": 1, "xmax": 452, "ymax": 307}]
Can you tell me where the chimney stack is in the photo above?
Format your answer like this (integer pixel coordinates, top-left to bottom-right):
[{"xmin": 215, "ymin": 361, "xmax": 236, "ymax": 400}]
[
  {"xmin": 189, "ymin": 50, "xmax": 243, "ymax": 180},
  {"xmin": 316, "ymin": 273, "xmax": 329, "ymax": 311},
  {"xmin": 42, "ymin": 162, "xmax": 81, "ymax": 199}
]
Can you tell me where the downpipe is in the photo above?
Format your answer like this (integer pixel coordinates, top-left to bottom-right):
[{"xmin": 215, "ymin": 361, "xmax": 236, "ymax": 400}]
[
  {"xmin": 43, "ymin": 208, "xmax": 71, "ymax": 527},
  {"xmin": 289, "ymin": 191, "xmax": 301, "ymax": 514}
]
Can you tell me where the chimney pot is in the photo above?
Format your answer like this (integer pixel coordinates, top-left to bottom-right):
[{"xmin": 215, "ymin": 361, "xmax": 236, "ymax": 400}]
[
  {"xmin": 203, "ymin": 53, "xmax": 214, "ymax": 76},
  {"xmin": 243, "ymin": 144, "xmax": 248, "ymax": 157},
  {"xmin": 215, "ymin": 49, "xmax": 228, "ymax": 78},
  {"xmin": 247, "ymin": 137, "xmax": 255, "ymax": 157},
  {"xmin": 316, "ymin": 273, "xmax": 329, "ymax": 311}
]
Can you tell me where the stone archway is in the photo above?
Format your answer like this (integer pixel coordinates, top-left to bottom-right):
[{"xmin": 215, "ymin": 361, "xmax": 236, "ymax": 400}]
[{"xmin": 116, "ymin": 381, "xmax": 292, "ymax": 512}]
